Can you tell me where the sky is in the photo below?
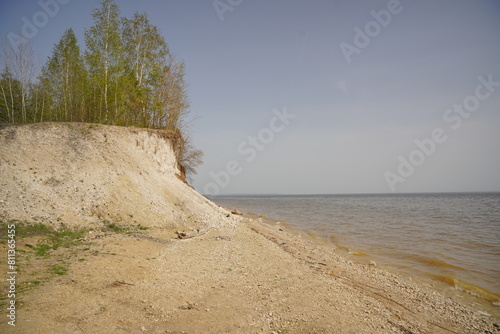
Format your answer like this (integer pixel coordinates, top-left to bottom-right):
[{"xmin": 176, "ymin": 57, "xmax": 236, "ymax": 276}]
[{"xmin": 1, "ymin": 0, "xmax": 499, "ymax": 195}]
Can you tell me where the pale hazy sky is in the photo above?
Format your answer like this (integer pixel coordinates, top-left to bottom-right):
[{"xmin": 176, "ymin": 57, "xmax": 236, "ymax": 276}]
[{"xmin": 1, "ymin": 0, "xmax": 499, "ymax": 195}]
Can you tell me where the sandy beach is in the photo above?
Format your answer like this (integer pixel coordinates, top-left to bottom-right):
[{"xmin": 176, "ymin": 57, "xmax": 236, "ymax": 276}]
[
  {"xmin": 1, "ymin": 211, "xmax": 499, "ymax": 333},
  {"xmin": 1, "ymin": 123, "xmax": 499, "ymax": 333}
]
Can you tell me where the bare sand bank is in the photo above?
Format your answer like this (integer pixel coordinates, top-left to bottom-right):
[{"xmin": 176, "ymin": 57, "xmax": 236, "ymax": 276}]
[
  {"xmin": 1, "ymin": 123, "xmax": 499, "ymax": 333},
  {"xmin": 1, "ymin": 212, "xmax": 499, "ymax": 334}
]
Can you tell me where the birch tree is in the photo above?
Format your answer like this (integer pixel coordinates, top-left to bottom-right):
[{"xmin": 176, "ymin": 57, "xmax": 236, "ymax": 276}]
[
  {"xmin": 38, "ymin": 28, "xmax": 87, "ymax": 122},
  {"xmin": 122, "ymin": 12, "xmax": 169, "ymax": 127},
  {"xmin": 1, "ymin": 38, "xmax": 37, "ymax": 123},
  {"xmin": 154, "ymin": 60, "xmax": 190, "ymax": 131},
  {"xmin": 84, "ymin": 0, "xmax": 123, "ymax": 123},
  {"xmin": 0, "ymin": 66, "xmax": 22, "ymax": 123}
]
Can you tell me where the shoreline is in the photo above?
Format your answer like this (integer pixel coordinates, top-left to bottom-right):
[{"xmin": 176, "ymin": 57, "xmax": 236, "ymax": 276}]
[
  {"xmin": 215, "ymin": 195, "xmax": 500, "ymax": 303},
  {"xmin": 1, "ymin": 211, "xmax": 500, "ymax": 333},
  {"xmin": 228, "ymin": 206, "xmax": 500, "ymax": 317}
]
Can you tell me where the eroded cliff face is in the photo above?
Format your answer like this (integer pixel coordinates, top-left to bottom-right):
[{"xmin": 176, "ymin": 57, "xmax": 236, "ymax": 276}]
[{"xmin": 0, "ymin": 123, "xmax": 226, "ymax": 232}]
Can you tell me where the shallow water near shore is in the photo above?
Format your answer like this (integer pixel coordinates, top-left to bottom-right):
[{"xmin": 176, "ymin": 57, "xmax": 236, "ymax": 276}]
[{"xmin": 211, "ymin": 192, "xmax": 500, "ymax": 302}]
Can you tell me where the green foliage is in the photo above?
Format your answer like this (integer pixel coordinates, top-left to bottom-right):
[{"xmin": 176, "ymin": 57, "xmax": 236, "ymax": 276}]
[
  {"xmin": 48, "ymin": 264, "xmax": 68, "ymax": 275},
  {"xmin": 0, "ymin": 0, "xmax": 203, "ymax": 177},
  {"xmin": 85, "ymin": 0, "xmax": 125, "ymax": 123},
  {"xmin": 0, "ymin": 38, "xmax": 37, "ymax": 123},
  {"xmin": 0, "ymin": 67, "xmax": 25, "ymax": 123},
  {"xmin": 38, "ymin": 28, "xmax": 88, "ymax": 122},
  {"xmin": 17, "ymin": 222, "xmax": 54, "ymax": 237},
  {"xmin": 122, "ymin": 11, "xmax": 171, "ymax": 128},
  {"xmin": 102, "ymin": 222, "xmax": 126, "ymax": 233},
  {"xmin": 136, "ymin": 224, "xmax": 149, "ymax": 231},
  {"xmin": 0, "ymin": 220, "xmax": 88, "ymax": 257},
  {"xmin": 34, "ymin": 244, "xmax": 53, "ymax": 257},
  {"xmin": 25, "ymin": 280, "xmax": 42, "ymax": 286}
]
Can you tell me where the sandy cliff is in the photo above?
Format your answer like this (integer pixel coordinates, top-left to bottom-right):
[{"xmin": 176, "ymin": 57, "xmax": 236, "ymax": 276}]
[
  {"xmin": 0, "ymin": 122, "xmax": 229, "ymax": 233},
  {"xmin": 0, "ymin": 123, "xmax": 499, "ymax": 333}
]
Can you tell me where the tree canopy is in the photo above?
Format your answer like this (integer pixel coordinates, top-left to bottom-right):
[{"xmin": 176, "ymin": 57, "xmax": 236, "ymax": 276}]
[{"xmin": 0, "ymin": 0, "xmax": 202, "ymax": 178}]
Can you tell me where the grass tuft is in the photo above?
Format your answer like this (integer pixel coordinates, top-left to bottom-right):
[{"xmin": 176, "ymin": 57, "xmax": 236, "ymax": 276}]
[{"xmin": 48, "ymin": 264, "xmax": 68, "ymax": 275}]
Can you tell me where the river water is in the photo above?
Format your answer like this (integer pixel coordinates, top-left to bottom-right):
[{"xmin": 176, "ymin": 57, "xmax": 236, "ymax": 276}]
[{"xmin": 211, "ymin": 192, "xmax": 500, "ymax": 302}]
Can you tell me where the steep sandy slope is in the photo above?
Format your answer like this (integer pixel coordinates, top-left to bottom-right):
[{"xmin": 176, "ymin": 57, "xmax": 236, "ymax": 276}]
[{"xmin": 0, "ymin": 122, "xmax": 228, "ymax": 233}]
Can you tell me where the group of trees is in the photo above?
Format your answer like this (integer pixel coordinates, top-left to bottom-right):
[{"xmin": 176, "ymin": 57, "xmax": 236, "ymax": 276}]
[{"xmin": 0, "ymin": 0, "xmax": 202, "ymax": 178}]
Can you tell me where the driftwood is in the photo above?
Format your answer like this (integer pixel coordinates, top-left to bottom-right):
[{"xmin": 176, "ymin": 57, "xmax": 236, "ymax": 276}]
[
  {"xmin": 176, "ymin": 227, "xmax": 208, "ymax": 239},
  {"xmin": 111, "ymin": 280, "xmax": 134, "ymax": 287}
]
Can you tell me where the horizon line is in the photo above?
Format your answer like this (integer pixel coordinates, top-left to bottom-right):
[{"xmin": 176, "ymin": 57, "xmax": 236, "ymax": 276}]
[{"xmin": 204, "ymin": 191, "xmax": 500, "ymax": 197}]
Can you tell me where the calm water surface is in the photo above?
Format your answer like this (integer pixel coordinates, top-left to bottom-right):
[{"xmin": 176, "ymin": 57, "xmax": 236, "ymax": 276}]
[{"xmin": 211, "ymin": 193, "xmax": 500, "ymax": 301}]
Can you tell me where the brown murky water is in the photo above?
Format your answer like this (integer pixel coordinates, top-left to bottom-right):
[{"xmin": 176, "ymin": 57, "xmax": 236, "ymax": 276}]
[{"xmin": 212, "ymin": 192, "xmax": 500, "ymax": 303}]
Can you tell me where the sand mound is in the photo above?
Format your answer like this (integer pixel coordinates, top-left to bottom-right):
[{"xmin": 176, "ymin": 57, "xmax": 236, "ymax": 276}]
[{"xmin": 0, "ymin": 122, "xmax": 227, "ymax": 232}]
